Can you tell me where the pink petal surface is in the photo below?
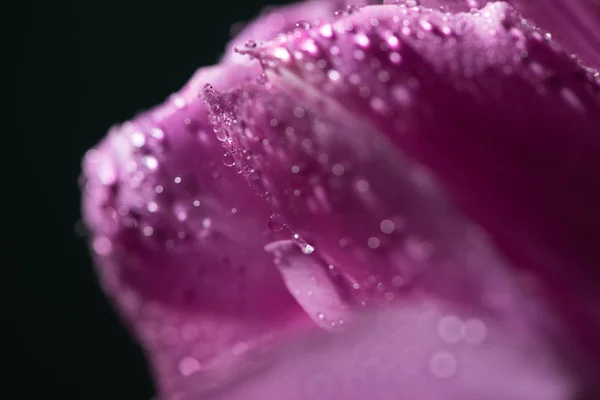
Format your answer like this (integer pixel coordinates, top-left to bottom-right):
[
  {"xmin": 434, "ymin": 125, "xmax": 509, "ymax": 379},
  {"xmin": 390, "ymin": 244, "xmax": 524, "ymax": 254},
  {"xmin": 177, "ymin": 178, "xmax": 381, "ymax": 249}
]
[
  {"xmin": 232, "ymin": 0, "xmax": 600, "ymax": 372},
  {"xmin": 225, "ymin": 0, "xmax": 379, "ymax": 64},
  {"xmin": 173, "ymin": 299, "xmax": 577, "ymax": 400},
  {"xmin": 81, "ymin": 0, "xmax": 600, "ymax": 398},
  {"xmin": 384, "ymin": 0, "xmax": 600, "ymax": 68},
  {"xmin": 82, "ymin": 64, "xmax": 317, "ymax": 392}
]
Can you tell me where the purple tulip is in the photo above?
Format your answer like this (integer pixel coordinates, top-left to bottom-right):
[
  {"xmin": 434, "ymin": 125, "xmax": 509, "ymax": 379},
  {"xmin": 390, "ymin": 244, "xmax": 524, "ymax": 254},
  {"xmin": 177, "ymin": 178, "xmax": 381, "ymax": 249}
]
[{"xmin": 81, "ymin": 0, "xmax": 600, "ymax": 398}]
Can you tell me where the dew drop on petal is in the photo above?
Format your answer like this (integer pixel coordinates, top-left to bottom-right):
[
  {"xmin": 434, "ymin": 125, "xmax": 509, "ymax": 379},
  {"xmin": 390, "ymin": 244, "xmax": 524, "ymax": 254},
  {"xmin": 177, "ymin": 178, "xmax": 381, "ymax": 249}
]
[
  {"xmin": 92, "ymin": 236, "xmax": 112, "ymax": 256},
  {"xmin": 131, "ymin": 131, "xmax": 145, "ymax": 148},
  {"xmin": 368, "ymin": 237, "xmax": 380, "ymax": 249},
  {"xmin": 268, "ymin": 213, "xmax": 285, "ymax": 232},
  {"xmin": 178, "ymin": 357, "xmax": 201, "ymax": 377},
  {"xmin": 332, "ymin": 164, "xmax": 345, "ymax": 176},
  {"xmin": 328, "ymin": 69, "xmax": 341, "ymax": 81},
  {"xmin": 463, "ymin": 319, "xmax": 488, "ymax": 344},
  {"xmin": 438, "ymin": 316, "xmax": 464, "ymax": 343},
  {"xmin": 302, "ymin": 243, "xmax": 315, "ymax": 254},
  {"xmin": 222, "ymin": 152, "xmax": 235, "ymax": 167},
  {"xmin": 380, "ymin": 219, "xmax": 395, "ymax": 234},
  {"xmin": 429, "ymin": 351, "xmax": 457, "ymax": 379},
  {"xmin": 296, "ymin": 20, "xmax": 311, "ymax": 30}
]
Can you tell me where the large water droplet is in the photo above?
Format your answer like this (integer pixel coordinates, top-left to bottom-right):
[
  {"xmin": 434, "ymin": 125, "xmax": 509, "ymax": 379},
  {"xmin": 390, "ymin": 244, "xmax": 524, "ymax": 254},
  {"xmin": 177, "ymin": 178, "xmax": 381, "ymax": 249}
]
[
  {"xmin": 301, "ymin": 243, "xmax": 315, "ymax": 254},
  {"xmin": 296, "ymin": 20, "xmax": 311, "ymax": 30},
  {"xmin": 268, "ymin": 213, "xmax": 285, "ymax": 232},
  {"xmin": 215, "ymin": 127, "xmax": 228, "ymax": 142},
  {"xmin": 222, "ymin": 152, "xmax": 235, "ymax": 167}
]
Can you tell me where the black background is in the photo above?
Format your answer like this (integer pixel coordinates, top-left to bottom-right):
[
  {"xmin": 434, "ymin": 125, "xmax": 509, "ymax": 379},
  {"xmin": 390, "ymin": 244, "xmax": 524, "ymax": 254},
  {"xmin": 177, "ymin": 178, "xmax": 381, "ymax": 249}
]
[{"xmin": 12, "ymin": 1, "xmax": 290, "ymax": 398}]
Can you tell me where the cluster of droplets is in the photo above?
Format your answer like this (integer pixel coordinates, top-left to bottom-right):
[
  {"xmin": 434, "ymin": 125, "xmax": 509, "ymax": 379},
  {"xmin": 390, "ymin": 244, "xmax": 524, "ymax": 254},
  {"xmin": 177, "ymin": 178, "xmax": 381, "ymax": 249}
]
[{"xmin": 81, "ymin": 0, "xmax": 600, "ymax": 388}]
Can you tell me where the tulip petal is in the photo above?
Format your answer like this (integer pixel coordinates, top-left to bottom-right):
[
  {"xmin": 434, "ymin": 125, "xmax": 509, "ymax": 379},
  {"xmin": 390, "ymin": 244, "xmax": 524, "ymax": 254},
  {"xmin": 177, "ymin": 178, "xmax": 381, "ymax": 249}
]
[
  {"xmin": 172, "ymin": 299, "xmax": 578, "ymax": 400},
  {"xmin": 82, "ymin": 64, "xmax": 316, "ymax": 392},
  {"xmin": 208, "ymin": 0, "xmax": 600, "ymax": 374}
]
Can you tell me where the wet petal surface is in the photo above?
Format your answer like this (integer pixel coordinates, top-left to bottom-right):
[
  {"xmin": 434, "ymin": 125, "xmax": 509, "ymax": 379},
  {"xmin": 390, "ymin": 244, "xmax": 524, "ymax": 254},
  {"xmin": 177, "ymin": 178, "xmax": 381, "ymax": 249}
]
[
  {"xmin": 81, "ymin": 0, "xmax": 600, "ymax": 398},
  {"xmin": 82, "ymin": 65, "xmax": 314, "ymax": 392},
  {"xmin": 229, "ymin": 1, "xmax": 600, "ymax": 371},
  {"xmin": 174, "ymin": 299, "xmax": 577, "ymax": 400}
]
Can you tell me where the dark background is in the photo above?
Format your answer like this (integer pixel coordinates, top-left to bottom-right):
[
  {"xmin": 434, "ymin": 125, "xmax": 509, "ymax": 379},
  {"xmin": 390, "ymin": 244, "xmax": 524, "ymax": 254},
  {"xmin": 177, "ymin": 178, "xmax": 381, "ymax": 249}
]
[{"xmin": 12, "ymin": 1, "xmax": 290, "ymax": 398}]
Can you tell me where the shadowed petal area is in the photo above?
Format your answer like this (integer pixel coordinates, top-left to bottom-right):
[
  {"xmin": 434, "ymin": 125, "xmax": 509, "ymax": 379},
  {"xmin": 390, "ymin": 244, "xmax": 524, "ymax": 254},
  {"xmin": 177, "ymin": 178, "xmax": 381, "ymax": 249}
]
[
  {"xmin": 174, "ymin": 299, "xmax": 577, "ymax": 400},
  {"xmin": 81, "ymin": 64, "xmax": 314, "ymax": 392},
  {"xmin": 211, "ymin": 1, "xmax": 600, "ymax": 375}
]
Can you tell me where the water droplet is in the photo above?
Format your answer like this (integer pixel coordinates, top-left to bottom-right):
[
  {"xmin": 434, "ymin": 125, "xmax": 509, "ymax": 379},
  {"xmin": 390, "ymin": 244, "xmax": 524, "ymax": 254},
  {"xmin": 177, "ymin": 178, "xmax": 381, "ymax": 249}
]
[
  {"xmin": 293, "ymin": 107, "xmax": 306, "ymax": 118},
  {"xmin": 368, "ymin": 237, "xmax": 380, "ymax": 249},
  {"xmin": 355, "ymin": 33, "xmax": 370, "ymax": 47},
  {"xmin": 380, "ymin": 219, "xmax": 395, "ymax": 234},
  {"xmin": 378, "ymin": 70, "xmax": 391, "ymax": 83},
  {"xmin": 419, "ymin": 19, "xmax": 433, "ymax": 31},
  {"xmin": 391, "ymin": 275, "xmax": 404, "ymax": 287},
  {"xmin": 429, "ymin": 351, "xmax": 457, "ymax": 378},
  {"xmin": 142, "ymin": 155, "xmax": 158, "ymax": 170},
  {"xmin": 320, "ymin": 24, "xmax": 334, "ymax": 38},
  {"xmin": 179, "ymin": 357, "xmax": 202, "ymax": 377},
  {"xmin": 268, "ymin": 214, "xmax": 285, "ymax": 232},
  {"xmin": 332, "ymin": 164, "xmax": 345, "ymax": 176},
  {"xmin": 215, "ymin": 127, "xmax": 229, "ymax": 142},
  {"xmin": 222, "ymin": 152, "xmax": 235, "ymax": 167},
  {"xmin": 131, "ymin": 131, "xmax": 146, "ymax": 147},
  {"xmin": 273, "ymin": 47, "xmax": 291, "ymax": 61},
  {"xmin": 147, "ymin": 201, "xmax": 158, "ymax": 212},
  {"xmin": 296, "ymin": 20, "xmax": 311, "ymax": 30},
  {"xmin": 463, "ymin": 319, "xmax": 487, "ymax": 344},
  {"xmin": 256, "ymin": 73, "xmax": 268, "ymax": 85},
  {"xmin": 150, "ymin": 127, "xmax": 164, "ymax": 140},
  {"xmin": 346, "ymin": 4, "xmax": 359, "ymax": 13},
  {"xmin": 302, "ymin": 243, "xmax": 315, "ymax": 254},
  {"xmin": 327, "ymin": 69, "xmax": 341, "ymax": 81},
  {"xmin": 92, "ymin": 236, "xmax": 112, "ymax": 256},
  {"xmin": 438, "ymin": 316, "xmax": 464, "ymax": 343},
  {"xmin": 173, "ymin": 96, "xmax": 186, "ymax": 109}
]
